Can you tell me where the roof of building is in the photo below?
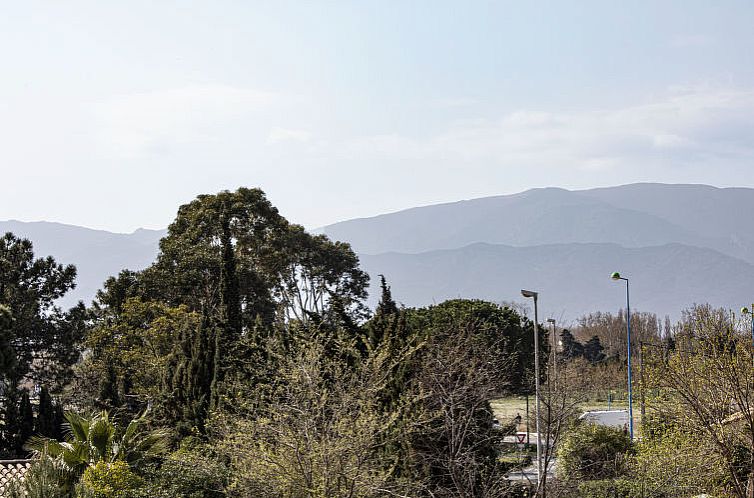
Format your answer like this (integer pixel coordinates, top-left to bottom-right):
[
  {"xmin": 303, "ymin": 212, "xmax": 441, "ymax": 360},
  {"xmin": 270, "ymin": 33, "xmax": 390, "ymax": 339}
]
[{"xmin": 0, "ymin": 460, "xmax": 32, "ymax": 494}]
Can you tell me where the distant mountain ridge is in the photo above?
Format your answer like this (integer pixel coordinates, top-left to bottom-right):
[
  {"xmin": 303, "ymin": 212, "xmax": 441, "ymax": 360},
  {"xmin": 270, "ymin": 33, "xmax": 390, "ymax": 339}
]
[
  {"xmin": 321, "ymin": 183, "xmax": 754, "ymax": 320},
  {"xmin": 321, "ymin": 184, "xmax": 754, "ymax": 263},
  {"xmin": 3, "ymin": 183, "xmax": 753, "ymax": 320},
  {"xmin": 0, "ymin": 220, "xmax": 165, "ymax": 308},
  {"xmin": 358, "ymin": 241, "xmax": 752, "ymax": 322}
]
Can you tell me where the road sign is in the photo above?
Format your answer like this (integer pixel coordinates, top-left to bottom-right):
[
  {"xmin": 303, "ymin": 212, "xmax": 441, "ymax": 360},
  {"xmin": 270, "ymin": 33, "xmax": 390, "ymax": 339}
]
[{"xmin": 516, "ymin": 433, "xmax": 526, "ymax": 450}]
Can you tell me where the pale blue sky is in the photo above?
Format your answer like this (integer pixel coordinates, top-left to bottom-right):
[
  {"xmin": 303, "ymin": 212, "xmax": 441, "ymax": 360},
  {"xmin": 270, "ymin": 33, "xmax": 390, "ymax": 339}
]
[{"xmin": 2, "ymin": 1, "xmax": 754, "ymax": 232}]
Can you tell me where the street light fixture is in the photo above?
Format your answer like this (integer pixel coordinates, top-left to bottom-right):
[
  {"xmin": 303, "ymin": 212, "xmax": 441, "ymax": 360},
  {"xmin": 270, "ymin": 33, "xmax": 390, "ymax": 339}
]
[
  {"xmin": 741, "ymin": 306, "xmax": 754, "ymax": 346},
  {"xmin": 611, "ymin": 272, "xmax": 634, "ymax": 440},
  {"xmin": 547, "ymin": 318, "xmax": 557, "ymax": 382},
  {"xmin": 521, "ymin": 289, "xmax": 543, "ymax": 488}
]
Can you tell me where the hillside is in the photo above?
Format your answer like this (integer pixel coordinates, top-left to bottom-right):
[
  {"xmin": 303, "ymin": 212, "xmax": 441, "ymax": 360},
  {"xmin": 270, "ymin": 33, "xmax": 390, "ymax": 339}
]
[
  {"xmin": 0, "ymin": 220, "xmax": 165, "ymax": 308},
  {"xmin": 359, "ymin": 242, "xmax": 754, "ymax": 322},
  {"xmin": 321, "ymin": 184, "xmax": 754, "ymax": 263}
]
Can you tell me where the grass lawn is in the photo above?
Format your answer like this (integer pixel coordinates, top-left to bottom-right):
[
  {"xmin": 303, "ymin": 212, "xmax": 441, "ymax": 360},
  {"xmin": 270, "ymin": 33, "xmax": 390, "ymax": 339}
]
[{"xmin": 491, "ymin": 395, "xmax": 630, "ymax": 426}]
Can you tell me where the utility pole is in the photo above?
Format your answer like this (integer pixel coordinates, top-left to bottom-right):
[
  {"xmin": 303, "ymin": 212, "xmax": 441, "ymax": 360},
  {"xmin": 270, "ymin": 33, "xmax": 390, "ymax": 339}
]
[{"xmin": 521, "ymin": 289, "xmax": 543, "ymax": 493}]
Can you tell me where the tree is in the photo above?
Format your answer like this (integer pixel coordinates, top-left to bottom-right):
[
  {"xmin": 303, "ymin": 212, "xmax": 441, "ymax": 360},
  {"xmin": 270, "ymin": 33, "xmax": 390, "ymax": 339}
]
[
  {"xmin": 364, "ymin": 275, "xmax": 399, "ymax": 351},
  {"xmin": 559, "ymin": 329, "xmax": 583, "ymax": 360},
  {"xmin": 583, "ymin": 335, "xmax": 606, "ymax": 364},
  {"xmin": 0, "ymin": 232, "xmax": 84, "ymax": 389},
  {"xmin": 216, "ymin": 333, "xmax": 417, "ymax": 498},
  {"xmin": 557, "ymin": 423, "xmax": 633, "ymax": 483},
  {"xmin": 89, "ymin": 189, "xmax": 370, "ymax": 416},
  {"xmin": 19, "ymin": 391, "xmax": 34, "ymax": 454},
  {"xmin": 539, "ymin": 357, "xmax": 598, "ymax": 496},
  {"xmin": 0, "ymin": 305, "xmax": 16, "ymax": 379},
  {"xmin": 394, "ymin": 300, "xmax": 529, "ymax": 496},
  {"xmin": 83, "ymin": 299, "xmax": 200, "ymax": 415},
  {"xmin": 36, "ymin": 386, "xmax": 64, "ymax": 440},
  {"xmin": 576, "ymin": 310, "xmax": 661, "ymax": 359},
  {"xmin": 160, "ymin": 310, "xmax": 216, "ymax": 435},
  {"xmin": 136, "ymin": 188, "xmax": 369, "ymax": 329},
  {"xmin": 644, "ymin": 305, "xmax": 754, "ymax": 498}
]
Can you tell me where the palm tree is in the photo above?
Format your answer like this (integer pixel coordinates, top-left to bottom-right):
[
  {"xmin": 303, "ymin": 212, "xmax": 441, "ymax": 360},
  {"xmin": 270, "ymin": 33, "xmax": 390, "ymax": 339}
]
[{"xmin": 26, "ymin": 410, "xmax": 170, "ymax": 485}]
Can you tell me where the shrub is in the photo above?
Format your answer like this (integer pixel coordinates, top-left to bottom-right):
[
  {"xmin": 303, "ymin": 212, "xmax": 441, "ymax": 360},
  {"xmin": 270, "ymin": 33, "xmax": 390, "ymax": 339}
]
[
  {"xmin": 76, "ymin": 460, "xmax": 143, "ymax": 498},
  {"xmin": 576, "ymin": 478, "xmax": 641, "ymax": 498},
  {"xmin": 136, "ymin": 447, "xmax": 228, "ymax": 498},
  {"xmin": 557, "ymin": 422, "xmax": 633, "ymax": 482},
  {"xmin": 5, "ymin": 457, "xmax": 68, "ymax": 498}
]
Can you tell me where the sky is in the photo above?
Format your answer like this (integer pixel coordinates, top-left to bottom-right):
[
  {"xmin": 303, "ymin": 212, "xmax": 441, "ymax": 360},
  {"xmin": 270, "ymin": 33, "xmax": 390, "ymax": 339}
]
[{"xmin": 2, "ymin": 0, "xmax": 754, "ymax": 233}]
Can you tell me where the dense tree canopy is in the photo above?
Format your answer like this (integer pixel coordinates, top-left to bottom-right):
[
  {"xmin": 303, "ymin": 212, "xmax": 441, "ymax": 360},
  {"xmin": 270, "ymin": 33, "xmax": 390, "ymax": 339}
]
[{"xmin": 0, "ymin": 232, "xmax": 85, "ymax": 388}]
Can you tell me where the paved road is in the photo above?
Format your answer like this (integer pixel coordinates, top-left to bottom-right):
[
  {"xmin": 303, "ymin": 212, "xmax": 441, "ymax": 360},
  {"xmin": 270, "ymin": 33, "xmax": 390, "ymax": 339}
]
[
  {"xmin": 505, "ymin": 458, "xmax": 556, "ymax": 482},
  {"xmin": 579, "ymin": 409, "xmax": 629, "ymax": 429}
]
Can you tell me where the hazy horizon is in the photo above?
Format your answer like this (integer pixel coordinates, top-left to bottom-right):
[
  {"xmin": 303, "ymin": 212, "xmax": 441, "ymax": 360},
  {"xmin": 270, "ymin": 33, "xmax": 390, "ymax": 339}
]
[{"xmin": 2, "ymin": 181, "xmax": 748, "ymax": 234}]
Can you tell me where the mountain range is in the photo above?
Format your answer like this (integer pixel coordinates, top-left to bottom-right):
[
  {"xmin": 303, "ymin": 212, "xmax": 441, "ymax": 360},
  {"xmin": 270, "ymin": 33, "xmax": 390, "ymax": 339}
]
[
  {"xmin": 321, "ymin": 183, "xmax": 754, "ymax": 321},
  {"xmin": 3, "ymin": 183, "xmax": 753, "ymax": 322},
  {"xmin": 0, "ymin": 220, "xmax": 165, "ymax": 309}
]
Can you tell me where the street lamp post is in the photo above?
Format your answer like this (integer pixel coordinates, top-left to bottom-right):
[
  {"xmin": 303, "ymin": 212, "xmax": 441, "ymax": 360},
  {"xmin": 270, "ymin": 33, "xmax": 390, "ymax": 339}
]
[
  {"xmin": 547, "ymin": 318, "xmax": 557, "ymax": 384},
  {"xmin": 611, "ymin": 272, "xmax": 634, "ymax": 440},
  {"xmin": 521, "ymin": 289, "xmax": 543, "ymax": 488},
  {"xmin": 740, "ymin": 305, "xmax": 754, "ymax": 347}
]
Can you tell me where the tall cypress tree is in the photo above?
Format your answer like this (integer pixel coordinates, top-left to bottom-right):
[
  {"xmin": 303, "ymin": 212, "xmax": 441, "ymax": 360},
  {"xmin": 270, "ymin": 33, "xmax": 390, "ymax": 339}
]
[
  {"xmin": 0, "ymin": 306, "xmax": 16, "ymax": 380},
  {"xmin": 18, "ymin": 391, "xmax": 34, "ymax": 454},
  {"xmin": 220, "ymin": 209, "xmax": 242, "ymax": 338},
  {"xmin": 366, "ymin": 276, "xmax": 400, "ymax": 351},
  {"xmin": 35, "ymin": 386, "xmax": 60, "ymax": 438},
  {"xmin": 163, "ymin": 312, "xmax": 216, "ymax": 435},
  {"xmin": 98, "ymin": 362, "xmax": 121, "ymax": 410},
  {"xmin": 211, "ymin": 208, "xmax": 242, "ymax": 410}
]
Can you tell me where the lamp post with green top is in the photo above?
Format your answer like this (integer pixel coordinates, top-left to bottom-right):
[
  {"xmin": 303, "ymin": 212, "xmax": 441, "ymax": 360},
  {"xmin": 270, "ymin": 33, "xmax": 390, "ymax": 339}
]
[{"xmin": 611, "ymin": 272, "xmax": 634, "ymax": 440}]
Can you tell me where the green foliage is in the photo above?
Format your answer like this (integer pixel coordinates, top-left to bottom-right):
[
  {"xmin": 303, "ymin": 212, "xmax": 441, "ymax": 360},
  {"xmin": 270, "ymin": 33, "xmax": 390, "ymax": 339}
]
[
  {"xmin": 575, "ymin": 479, "xmax": 641, "ymax": 498},
  {"xmin": 27, "ymin": 411, "xmax": 170, "ymax": 484},
  {"xmin": 0, "ymin": 232, "xmax": 84, "ymax": 389},
  {"xmin": 19, "ymin": 390, "xmax": 35, "ymax": 450},
  {"xmin": 217, "ymin": 336, "xmax": 416, "ymax": 497},
  {"xmin": 1, "ymin": 386, "xmax": 35, "ymax": 457},
  {"xmin": 560, "ymin": 329, "xmax": 584, "ymax": 360},
  {"xmin": 76, "ymin": 460, "xmax": 143, "ymax": 498},
  {"xmin": 407, "ymin": 299, "xmax": 539, "ymax": 393},
  {"xmin": 160, "ymin": 310, "xmax": 216, "ymax": 436},
  {"xmin": 137, "ymin": 187, "xmax": 369, "ymax": 328},
  {"xmin": 37, "ymin": 386, "xmax": 66, "ymax": 439},
  {"xmin": 557, "ymin": 422, "xmax": 633, "ymax": 482},
  {"xmin": 84, "ymin": 299, "xmax": 200, "ymax": 414},
  {"xmin": 5, "ymin": 456, "xmax": 68, "ymax": 498},
  {"xmin": 583, "ymin": 335, "xmax": 606, "ymax": 364},
  {"xmin": 137, "ymin": 446, "xmax": 228, "ymax": 498},
  {"xmin": 631, "ymin": 426, "xmax": 731, "ymax": 496},
  {"xmin": 0, "ymin": 304, "xmax": 16, "ymax": 378}
]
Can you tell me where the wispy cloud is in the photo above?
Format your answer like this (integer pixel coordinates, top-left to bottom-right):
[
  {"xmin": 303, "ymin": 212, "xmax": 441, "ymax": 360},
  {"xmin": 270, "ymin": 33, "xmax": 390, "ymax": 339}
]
[
  {"xmin": 89, "ymin": 85, "xmax": 279, "ymax": 157},
  {"xmin": 336, "ymin": 87, "xmax": 754, "ymax": 178},
  {"xmin": 267, "ymin": 127, "xmax": 312, "ymax": 144},
  {"xmin": 670, "ymin": 34, "xmax": 715, "ymax": 48}
]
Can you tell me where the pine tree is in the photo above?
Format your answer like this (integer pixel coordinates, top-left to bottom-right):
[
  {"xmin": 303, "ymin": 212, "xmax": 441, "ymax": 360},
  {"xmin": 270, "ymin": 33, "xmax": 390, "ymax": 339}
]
[
  {"xmin": 583, "ymin": 335, "xmax": 606, "ymax": 364},
  {"xmin": 559, "ymin": 329, "xmax": 584, "ymax": 360}
]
